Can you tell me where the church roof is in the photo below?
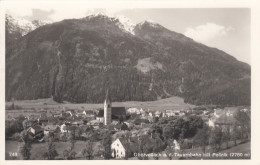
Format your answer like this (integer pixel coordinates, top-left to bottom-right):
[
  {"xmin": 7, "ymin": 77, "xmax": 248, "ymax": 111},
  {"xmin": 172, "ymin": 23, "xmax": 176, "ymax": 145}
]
[
  {"xmin": 97, "ymin": 107, "xmax": 126, "ymax": 118},
  {"xmin": 112, "ymin": 107, "xmax": 126, "ymax": 116}
]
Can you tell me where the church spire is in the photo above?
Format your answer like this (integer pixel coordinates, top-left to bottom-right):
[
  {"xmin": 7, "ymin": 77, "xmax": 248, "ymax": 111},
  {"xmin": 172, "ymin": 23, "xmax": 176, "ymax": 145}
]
[
  {"xmin": 104, "ymin": 88, "xmax": 112, "ymax": 125},
  {"xmin": 105, "ymin": 88, "xmax": 111, "ymax": 104}
]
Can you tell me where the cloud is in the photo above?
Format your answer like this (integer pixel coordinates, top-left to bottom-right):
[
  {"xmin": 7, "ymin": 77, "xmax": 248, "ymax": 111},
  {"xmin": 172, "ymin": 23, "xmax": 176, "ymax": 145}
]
[
  {"xmin": 184, "ymin": 23, "xmax": 234, "ymax": 42},
  {"xmin": 6, "ymin": 2, "xmax": 125, "ymax": 22},
  {"xmin": 24, "ymin": 9, "xmax": 55, "ymax": 21}
]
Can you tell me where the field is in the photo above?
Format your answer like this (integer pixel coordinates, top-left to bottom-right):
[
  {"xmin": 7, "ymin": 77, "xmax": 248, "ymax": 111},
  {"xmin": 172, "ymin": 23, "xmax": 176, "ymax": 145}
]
[
  {"xmin": 6, "ymin": 96, "xmax": 195, "ymax": 116},
  {"xmin": 6, "ymin": 140, "xmax": 102, "ymax": 160},
  {"xmin": 6, "ymin": 139, "xmax": 250, "ymax": 160}
]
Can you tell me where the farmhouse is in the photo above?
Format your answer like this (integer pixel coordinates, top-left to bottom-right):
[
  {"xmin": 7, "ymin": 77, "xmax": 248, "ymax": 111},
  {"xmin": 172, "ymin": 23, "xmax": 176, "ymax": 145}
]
[
  {"xmin": 60, "ymin": 123, "xmax": 69, "ymax": 133},
  {"xmin": 111, "ymin": 138, "xmax": 127, "ymax": 158},
  {"xmin": 37, "ymin": 116, "xmax": 48, "ymax": 125},
  {"xmin": 44, "ymin": 125, "xmax": 59, "ymax": 135},
  {"xmin": 83, "ymin": 110, "xmax": 95, "ymax": 117},
  {"xmin": 127, "ymin": 108, "xmax": 140, "ymax": 114},
  {"xmin": 154, "ymin": 111, "xmax": 161, "ymax": 117},
  {"xmin": 27, "ymin": 124, "xmax": 44, "ymax": 139},
  {"xmin": 208, "ymin": 113, "xmax": 236, "ymax": 128},
  {"xmin": 111, "ymin": 138, "xmax": 138, "ymax": 159}
]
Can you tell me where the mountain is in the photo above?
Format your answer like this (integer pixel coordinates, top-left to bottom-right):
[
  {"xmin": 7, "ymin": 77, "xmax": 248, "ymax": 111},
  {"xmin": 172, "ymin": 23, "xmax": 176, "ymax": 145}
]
[
  {"xmin": 5, "ymin": 14, "xmax": 251, "ymax": 105},
  {"xmin": 5, "ymin": 14, "xmax": 50, "ymax": 47}
]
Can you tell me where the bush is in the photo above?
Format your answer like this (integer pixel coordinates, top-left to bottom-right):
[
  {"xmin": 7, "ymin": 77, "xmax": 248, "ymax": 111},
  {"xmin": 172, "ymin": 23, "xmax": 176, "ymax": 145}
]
[
  {"xmin": 6, "ymin": 103, "xmax": 22, "ymax": 110},
  {"xmin": 181, "ymin": 139, "xmax": 193, "ymax": 149},
  {"xmin": 11, "ymin": 133, "xmax": 21, "ymax": 141}
]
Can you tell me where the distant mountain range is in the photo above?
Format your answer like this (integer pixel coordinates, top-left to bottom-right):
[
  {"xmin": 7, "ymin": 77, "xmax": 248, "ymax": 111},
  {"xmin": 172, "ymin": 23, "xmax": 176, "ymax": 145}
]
[
  {"xmin": 5, "ymin": 14, "xmax": 251, "ymax": 106},
  {"xmin": 5, "ymin": 14, "xmax": 51, "ymax": 46}
]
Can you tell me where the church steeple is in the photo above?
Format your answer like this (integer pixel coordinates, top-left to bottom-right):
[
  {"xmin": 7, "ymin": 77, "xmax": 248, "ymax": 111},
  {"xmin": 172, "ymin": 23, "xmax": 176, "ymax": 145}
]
[
  {"xmin": 105, "ymin": 88, "xmax": 111, "ymax": 106},
  {"xmin": 104, "ymin": 88, "xmax": 112, "ymax": 125}
]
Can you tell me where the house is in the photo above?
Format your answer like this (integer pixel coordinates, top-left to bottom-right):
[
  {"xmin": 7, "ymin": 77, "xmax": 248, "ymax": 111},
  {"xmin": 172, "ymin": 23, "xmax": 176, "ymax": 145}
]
[
  {"xmin": 27, "ymin": 124, "xmax": 44, "ymax": 138},
  {"xmin": 111, "ymin": 138, "xmax": 127, "ymax": 158},
  {"xmin": 37, "ymin": 117, "xmax": 48, "ymax": 125},
  {"xmin": 173, "ymin": 139, "xmax": 180, "ymax": 151},
  {"xmin": 140, "ymin": 111, "xmax": 148, "ymax": 118},
  {"xmin": 53, "ymin": 113, "xmax": 62, "ymax": 118},
  {"xmin": 134, "ymin": 118, "xmax": 150, "ymax": 125},
  {"xmin": 44, "ymin": 125, "xmax": 59, "ymax": 135},
  {"xmin": 87, "ymin": 120, "xmax": 101, "ymax": 129},
  {"xmin": 213, "ymin": 108, "xmax": 225, "ymax": 118},
  {"xmin": 148, "ymin": 112, "xmax": 153, "ymax": 117},
  {"xmin": 154, "ymin": 111, "xmax": 161, "ymax": 117},
  {"xmin": 75, "ymin": 112, "xmax": 85, "ymax": 118},
  {"xmin": 165, "ymin": 110, "xmax": 175, "ymax": 117},
  {"xmin": 127, "ymin": 108, "xmax": 140, "ymax": 114},
  {"xmin": 96, "ymin": 110, "xmax": 104, "ymax": 122},
  {"xmin": 208, "ymin": 113, "xmax": 236, "ymax": 129},
  {"xmin": 179, "ymin": 111, "xmax": 186, "ymax": 116},
  {"xmin": 162, "ymin": 112, "xmax": 166, "ymax": 118},
  {"xmin": 140, "ymin": 108, "xmax": 145, "ymax": 114},
  {"xmin": 83, "ymin": 110, "xmax": 95, "ymax": 117},
  {"xmin": 111, "ymin": 138, "xmax": 138, "ymax": 159},
  {"xmin": 60, "ymin": 123, "xmax": 70, "ymax": 133},
  {"xmin": 65, "ymin": 111, "xmax": 74, "ymax": 117}
]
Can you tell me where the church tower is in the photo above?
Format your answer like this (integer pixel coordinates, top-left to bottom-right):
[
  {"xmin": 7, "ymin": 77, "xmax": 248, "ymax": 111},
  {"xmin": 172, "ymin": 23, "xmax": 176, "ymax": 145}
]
[{"xmin": 104, "ymin": 89, "xmax": 112, "ymax": 125}]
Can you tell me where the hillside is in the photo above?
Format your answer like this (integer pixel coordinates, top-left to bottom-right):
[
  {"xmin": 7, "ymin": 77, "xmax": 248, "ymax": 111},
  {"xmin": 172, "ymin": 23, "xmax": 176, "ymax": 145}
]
[{"xmin": 5, "ymin": 14, "xmax": 250, "ymax": 105}]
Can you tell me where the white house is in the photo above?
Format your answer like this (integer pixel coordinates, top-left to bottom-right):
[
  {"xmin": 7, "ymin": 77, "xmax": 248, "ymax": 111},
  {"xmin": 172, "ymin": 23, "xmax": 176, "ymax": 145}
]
[
  {"xmin": 140, "ymin": 108, "xmax": 145, "ymax": 114},
  {"xmin": 96, "ymin": 116, "xmax": 104, "ymax": 122},
  {"xmin": 154, "ymin": 111, "xmax": 161, "ymax": 117},
  {"xmin": 173, "ymin": 139, "xmax": 180, "ymax": 151},
  {"xmin": 27, "ymin": 125, "xmax": 43, "ymax": 135},
  {"xmin": 208, "ymin": 118, "xmax": 215, "ymax": 128},
  {"xmin": 65, "ymin": 111, "xmax": 73, "ymax": 117},
  {"xmin": 111, "ymin": 138, "xmax": 126, "ymax": 159},
  {"xmin": 127, "ymin": 108, "xmax": 140, "ymax": 114},
  {"xmin": 148, "ymin": 112, "xmax": 153, "ymax": 117},
  {"xmin": 60, "ymin": 124, "xmax": 69, "ymax": 133}
]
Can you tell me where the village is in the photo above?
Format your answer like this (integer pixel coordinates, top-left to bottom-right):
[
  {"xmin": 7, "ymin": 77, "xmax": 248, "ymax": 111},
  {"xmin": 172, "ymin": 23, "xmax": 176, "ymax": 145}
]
[{"xmin": 5, "ymin": 92, "xmax": 251, "ymax": 160}]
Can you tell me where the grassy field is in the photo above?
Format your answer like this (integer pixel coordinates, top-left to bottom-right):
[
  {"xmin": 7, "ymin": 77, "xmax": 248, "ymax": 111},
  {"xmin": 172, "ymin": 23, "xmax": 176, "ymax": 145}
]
[
  {"xmin": 6, "ymin": 140, "xmax": 102, "ymax": 160},
  {"xmin": 6, "ymin": 96, "xmax": 195, "ymax": 113},
  {"xmin": 6, "ymin": 140, "xmax": 250, "ymax": 160}
]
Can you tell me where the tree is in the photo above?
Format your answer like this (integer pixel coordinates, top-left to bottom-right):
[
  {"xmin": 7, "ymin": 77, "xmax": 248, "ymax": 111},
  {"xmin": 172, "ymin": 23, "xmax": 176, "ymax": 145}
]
[
  {"xmin": 231, "ymin": 125, "xmax": 240, "ymax": 146},
  {"xmin": 43, "ymin": 137, "xmax": 58, "ymax": 160},
  {"xmin": 19, "ymin": 131, "xmax": 32, "ymax": 160},
  {"xmin": 121, "ymin": 123, "xmax": 128, "ymax": 131},
  {"xmin": 163, "ymin": 125, "xmax": 174, "ymax": 140},
  {"xmin": 234, "ymin": 110, "xmax": 250, "ymax": 140},
  {"xmin": 82, "ymin": 140, "xmax": 95, "ymax": 160},
  {"xmin": 63, "ymin": 137, "xmax": 76, "ymax": 160},
  {"xmin": 153, "ymin": 117, "xmax": 159, "ymax": 123},
  {"xmin": 152, "ymin": 137, "xmax": 164, "ymax": 160},
  {"xmin": 137, "ymin": 137, "xmax": 149, "ymax": 160},
  {"xmin": 22, "ymin": 119, "xmax": 29, "ymax": 130},
  {"xmin": 119, "ymin": 116, "xmax": 124, "ymax": 123},
  {"xmin": 222, "ymin": 126, "xmax": 231, "ymax": 149},
  {"xmin": 101, "ymin": 131, "xmax": 112, "ymax": 160},
  {"xmin": 193, "ymin": 126, "xmax": 210, "ymax": 153},
  {"xmin": 82, "ymin": 134, "xmax": 95, "ymax": 160},
  {"xmin": 164, "ymin": 139, "xmax": 175, "ymax": 160},
  {"xmin": 187, "ymin": 115, "xmax": 204, "ymax": 138},
  {"xmin": 209, "ymin": 127, "xmax": 223, "ymax": 152}
]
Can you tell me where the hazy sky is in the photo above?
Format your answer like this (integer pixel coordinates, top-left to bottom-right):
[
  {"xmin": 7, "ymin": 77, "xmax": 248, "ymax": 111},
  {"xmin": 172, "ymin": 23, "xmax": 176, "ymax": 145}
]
[{"xmin": 6, "ymin": 6, "xmax": 250, "ymax": 64}]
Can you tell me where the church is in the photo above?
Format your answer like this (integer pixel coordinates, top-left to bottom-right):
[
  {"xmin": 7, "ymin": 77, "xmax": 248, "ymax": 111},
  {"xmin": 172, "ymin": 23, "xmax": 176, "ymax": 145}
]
[{"xmin": 96, "ymin": 90, "xmax": 126, "ymax": 125}]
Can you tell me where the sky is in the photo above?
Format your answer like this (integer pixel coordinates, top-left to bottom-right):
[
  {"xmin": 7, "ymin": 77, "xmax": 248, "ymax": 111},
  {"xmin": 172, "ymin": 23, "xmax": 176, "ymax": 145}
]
[{"xmin": 5, "ymin": 5, "xmax": 251, "ymax": 64}]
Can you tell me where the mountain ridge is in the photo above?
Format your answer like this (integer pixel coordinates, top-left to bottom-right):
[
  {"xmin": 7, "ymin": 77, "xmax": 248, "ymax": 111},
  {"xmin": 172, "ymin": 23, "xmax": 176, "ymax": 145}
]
[{"xmin": 5, "ymin": 14, "xmax": 250, "ymax": 106}]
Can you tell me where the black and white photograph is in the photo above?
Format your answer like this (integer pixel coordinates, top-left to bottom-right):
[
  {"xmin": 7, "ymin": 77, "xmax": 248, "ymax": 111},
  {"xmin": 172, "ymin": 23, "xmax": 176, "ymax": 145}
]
[{"xmin": 1, "ymin": 0, "xmax": 259, "ymax": 163}]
